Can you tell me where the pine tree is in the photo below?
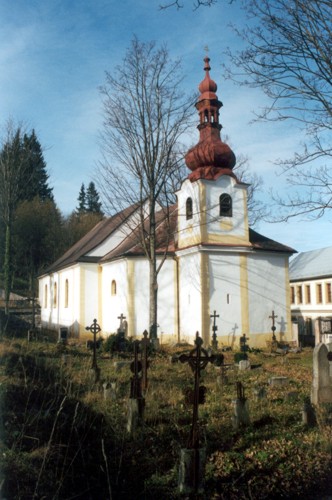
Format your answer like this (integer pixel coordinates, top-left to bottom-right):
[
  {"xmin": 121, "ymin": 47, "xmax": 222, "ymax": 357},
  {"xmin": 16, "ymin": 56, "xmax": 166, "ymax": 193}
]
[
  {"xmin": 86, "ymin": 182, "xmax": 103, "ymax": 215},
  {"xmin": 21, "ymin": 130, "xmax": 53, "ymax": 202},
  {"xmin": 76, "ymin": 183, "xmax": 86, "ymax": 214}
]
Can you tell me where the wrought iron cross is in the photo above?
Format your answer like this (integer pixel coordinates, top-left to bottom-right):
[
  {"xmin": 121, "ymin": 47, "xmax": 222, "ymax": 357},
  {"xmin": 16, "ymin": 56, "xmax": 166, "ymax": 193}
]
[
  {"xmin": 179, "ymin": 332, "xmax": 215, "ymax": 449},
  {"xmin": 269, "ymin": 310, "xmax": 278, "ymax": 341},
  {"xmin": 210, "ymin": 310, "xmax": 220, "ymax": 350},
  {"xmin": 140, "ymin": 329, "xmax": 150, "ymax": 392},
  {"xmin": 130, "ymin": 340, "xmax": 142, "ymax": 399},
  {"xmin": 236, "ymin": 381, "xmax": 246, "ymax": 401},
  {"xmin": 85, "ymin": 319, "xmax": 101, "ymax": 371}
]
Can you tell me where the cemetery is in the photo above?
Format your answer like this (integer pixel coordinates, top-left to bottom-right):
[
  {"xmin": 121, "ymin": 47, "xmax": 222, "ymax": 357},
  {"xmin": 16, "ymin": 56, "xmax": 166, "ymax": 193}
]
[{"xmin": 0, "ymin": 320, "xmax": 332, "ymax": 500}]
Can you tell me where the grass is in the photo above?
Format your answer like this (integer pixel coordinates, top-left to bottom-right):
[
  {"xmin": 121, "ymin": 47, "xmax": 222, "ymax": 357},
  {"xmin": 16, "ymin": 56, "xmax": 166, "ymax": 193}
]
[{"xmin": 0, "ymin": 336, "xmax": 331, "ymax": 499}]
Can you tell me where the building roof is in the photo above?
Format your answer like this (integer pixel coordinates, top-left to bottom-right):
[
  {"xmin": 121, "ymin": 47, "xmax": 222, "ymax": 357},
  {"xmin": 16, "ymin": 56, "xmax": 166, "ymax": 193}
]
[
  {"xmin": 289, "ymin": 246, "xmax": 332, "ymax": 281},
  {"xmin": 40, "ymin": 201, "xmax": 295, "ymax": 277},
  {"xmin": 248, "ymin": 228, "xmax": 295, "ymax": 254},
  {"xmin": 40, "ymin": 203, "xmax": 140, "ymax": 275}
]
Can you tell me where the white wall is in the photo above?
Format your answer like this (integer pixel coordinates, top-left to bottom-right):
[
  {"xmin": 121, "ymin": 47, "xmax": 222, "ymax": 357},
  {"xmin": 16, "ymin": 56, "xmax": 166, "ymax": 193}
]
[
  {"xmin": 101, "ymin": 260, "xmax": 128, "ymax": 333},
  {"xmin": 205, "ymin": 176, "xmax": 248, "ymax": 239},
  {"xmin": 247, "ymin": 254, "xmax": 289, "ymax": 338},
  {"xmin": 208, "ymin": 252, "xmax": 242, "ymax": 345},
  {"xmin": 178, "ymin": 251, "xmax": 202, "ymax": 341}
]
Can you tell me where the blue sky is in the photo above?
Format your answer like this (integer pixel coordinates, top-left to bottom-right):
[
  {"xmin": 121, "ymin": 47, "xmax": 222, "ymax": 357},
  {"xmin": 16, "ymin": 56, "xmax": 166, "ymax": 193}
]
[{"xmin": 1, "ymin": 0, "xmax": 331, "ymax": 253}]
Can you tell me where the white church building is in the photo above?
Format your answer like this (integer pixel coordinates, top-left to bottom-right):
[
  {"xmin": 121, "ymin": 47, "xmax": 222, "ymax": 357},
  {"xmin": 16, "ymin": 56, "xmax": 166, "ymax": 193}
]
[{"xmin": 38, "ymin": 57, "xmax": 295, "ymax": 348}]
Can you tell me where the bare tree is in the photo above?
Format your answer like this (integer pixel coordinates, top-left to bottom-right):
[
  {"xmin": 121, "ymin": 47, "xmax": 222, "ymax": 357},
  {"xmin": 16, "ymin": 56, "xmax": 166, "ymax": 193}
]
[
  {"xmin": 223, "ymin": 0, "xmax": 332, "ymax": 221},
  {"xmin": 159, "ymin": 0, "xmax": 232, "ymax": 10},
  {"xmin": 97, "ymin": 38, "xmax": 194, "ymax": 341}
]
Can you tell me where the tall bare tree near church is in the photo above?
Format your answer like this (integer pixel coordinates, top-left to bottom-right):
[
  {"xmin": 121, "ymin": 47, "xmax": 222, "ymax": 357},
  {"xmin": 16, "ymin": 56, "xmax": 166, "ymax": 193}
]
[{"xmin": 97, "ymin": 38, "xmax": 193, "ymax": 340}]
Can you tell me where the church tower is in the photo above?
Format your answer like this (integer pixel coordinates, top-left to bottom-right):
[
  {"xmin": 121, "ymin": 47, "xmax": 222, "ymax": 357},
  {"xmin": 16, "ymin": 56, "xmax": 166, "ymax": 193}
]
[
  {"xmin": 177, "ymin": 57, "xmax": 250, "ymax": 251},
  {"xmin": 176, "ymin": 57, "xmax": 250, "ymax": 345}
]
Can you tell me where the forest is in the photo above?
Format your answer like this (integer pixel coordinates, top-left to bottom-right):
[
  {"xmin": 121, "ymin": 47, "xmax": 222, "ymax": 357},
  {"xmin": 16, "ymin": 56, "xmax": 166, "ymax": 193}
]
[{"xmin": 0, "ymin": 124, "xmax": 104, "ymax": 308}]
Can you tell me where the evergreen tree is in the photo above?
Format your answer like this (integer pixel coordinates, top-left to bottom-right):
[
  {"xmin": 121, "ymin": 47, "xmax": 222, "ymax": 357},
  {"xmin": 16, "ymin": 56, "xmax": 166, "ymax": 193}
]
[
  {"xmin": 21, "ymin": 130, "xmax": 53, "ymax": 202},
  {"xmin": 86, "ymin": 181, "xmax": 103, "ymax": 215},
  {"xmin": 76, "ymin": 183, "xmax": 87, "ymax": 214}
]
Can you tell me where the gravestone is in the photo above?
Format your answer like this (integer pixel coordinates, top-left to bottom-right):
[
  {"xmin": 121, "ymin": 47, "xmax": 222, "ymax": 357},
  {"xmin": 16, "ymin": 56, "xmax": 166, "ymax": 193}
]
[
  {"xmin": 27, "ymin": 329, "xmax": 38, "ymax": 342},
  {"xmin": 269, "ymin": 376, "xmax": 289, "ymax": 386},
  {"xmin": 103, "ymin": 381, "xmax": 117, "ymax": 401},
  {"xmin": 58, "ymin": 327, "xmax": 68, "ymax": 345},
  {"xmin": 302, "ymin": 397, "xmax": 316, "ymax": 427},
  {"xmin": 232, "ymin": 382, "xmax": 250, "ymax": 429},
  {"xmin": 239, "ymin": 359, "xmax": 251, "ymax": 371},
  {"xmin": 311, "ymin": 342, "xmax": 332, "ymax": 405},
  {"xmin": 253, "ymin": 385, "xmax": 266, "ymax": 402}
]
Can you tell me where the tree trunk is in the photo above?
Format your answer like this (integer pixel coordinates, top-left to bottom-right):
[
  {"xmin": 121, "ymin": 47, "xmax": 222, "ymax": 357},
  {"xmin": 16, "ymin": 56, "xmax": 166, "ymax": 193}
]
[
  {"xmin": 149, "ymin": 200, "xmax": 158, "ymax": 340},
  {"xmin": 4, "ymin": 223, "xmax": 12, "ymax": 315}
]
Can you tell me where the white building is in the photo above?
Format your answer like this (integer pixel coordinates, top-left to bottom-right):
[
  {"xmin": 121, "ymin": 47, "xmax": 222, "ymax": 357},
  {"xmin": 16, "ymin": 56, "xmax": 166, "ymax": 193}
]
[
  {"xmin": 290, "ymin": 246, "xmax": 332, "ymax": 345},
  {"xmin": 38, "ymin": 57, "xmax": 295, "ymax": 347}
]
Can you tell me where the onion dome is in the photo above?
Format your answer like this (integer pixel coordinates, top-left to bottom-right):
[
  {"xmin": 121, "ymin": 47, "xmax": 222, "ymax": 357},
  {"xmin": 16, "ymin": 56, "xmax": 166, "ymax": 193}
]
[{"xmin": 185, "ymin": 57, "xmax": 237, "ymax": 182}]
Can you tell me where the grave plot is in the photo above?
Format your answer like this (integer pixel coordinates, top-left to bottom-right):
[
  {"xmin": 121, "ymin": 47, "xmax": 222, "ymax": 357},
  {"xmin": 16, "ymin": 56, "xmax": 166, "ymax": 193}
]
[{"xmin": 0, "ymin": 338, "xmax": 331, "ymax": 499}]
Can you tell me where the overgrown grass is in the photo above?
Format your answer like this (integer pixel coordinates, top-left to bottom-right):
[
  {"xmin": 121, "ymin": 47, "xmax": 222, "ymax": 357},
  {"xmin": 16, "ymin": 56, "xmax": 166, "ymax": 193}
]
[{"xmin": 0, "ymin": 338, "xmax": 331, "ymax": 499}]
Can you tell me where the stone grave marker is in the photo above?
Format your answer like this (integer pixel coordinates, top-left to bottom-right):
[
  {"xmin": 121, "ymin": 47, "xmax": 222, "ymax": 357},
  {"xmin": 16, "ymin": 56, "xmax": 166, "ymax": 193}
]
[
  {"xmin": 301, "ymin": 397, "xmax": 316, "ymax": 427},
  {"xmin": 253, "ymin": 385, "xmax": 266, "ymax": 402},
  {"xmin": 239, "ymin": 359, "xmax": 251, "ymax": 371},
  {"xmin": 311, "ymin": 342, "xmax": 332, "ymax": 405},
  {"xmin": 269, "ymin": 376, "xmax": 289, "ymax": 387},
  {"xmin": 103, "ymin": 381, "xmax": 117, "ymax": 401},
  {"xmin": 232, "ymin": 382, "xmax": 250, "ymax": 429},
  {"xmin": 58, "ymin": 327, "xmax": 68, "ymax": 345}
]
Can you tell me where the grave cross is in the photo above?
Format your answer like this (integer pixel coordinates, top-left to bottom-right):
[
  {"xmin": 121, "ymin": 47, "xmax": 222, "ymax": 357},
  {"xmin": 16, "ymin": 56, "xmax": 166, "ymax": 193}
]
[
  {"xmin": 269, "ymin": 310, "xmax": 278, "ymax": 341},
  {"xmin": 85, "ymin": 319, "xmax": 101, "ymax": 373},
  {"xmin": 140, "ymin": 329, "xmax": 150, "ymax": 392},
  {"xmin": 236, "ymin": 381, "xmax": 246, "ymax": 401},
  {"xmin": 210, "ymin": 310, "xmax": 220, "ymax": 350},
  {"xmin": 118, "ymin": 313, "xmax": 126, "ymax": 330},
  {"xmin": 179, "ymin": 332, "xmax": 215, "ymax": 449},
  {"xmin": 130, "ymin": 340, "xmax": 142, "ymax": 399}
]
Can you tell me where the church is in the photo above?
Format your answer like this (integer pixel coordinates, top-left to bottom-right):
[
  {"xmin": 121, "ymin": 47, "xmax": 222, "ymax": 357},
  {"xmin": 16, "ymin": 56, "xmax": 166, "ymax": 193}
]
[{"xmin": 38, "ymin": 57, "xmax": 295, "ymax": 348}]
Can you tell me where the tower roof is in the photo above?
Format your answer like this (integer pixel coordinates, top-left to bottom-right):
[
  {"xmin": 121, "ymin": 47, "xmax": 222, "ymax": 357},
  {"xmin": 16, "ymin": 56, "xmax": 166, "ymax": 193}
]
[{"xmin": 185, "ymin": 57, "xmax": 237, "ymax": 182}]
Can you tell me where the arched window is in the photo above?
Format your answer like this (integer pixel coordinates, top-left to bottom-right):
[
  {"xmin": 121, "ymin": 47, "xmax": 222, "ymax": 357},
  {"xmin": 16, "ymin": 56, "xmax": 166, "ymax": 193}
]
[
  {"xmin": 219, "ymin": 193, "xmax": 232, "ymax": 217},
  {"xmin": 53, "ymin": 282, "xmax": 57, "ymax": 307},
  {"xmin": 64, "ymin": 279, "xmax": 69, "ymax": 308},
  {"xmin": 44, "ymin": 284, "xmax": 48, "ymax": 308},
  {"xmin": 111, "ymin": 280, "xmax": 117, "ymax": 296},
  {"xmin": 186, "ymin": 197, "xmax": 193, "ymax": 220}
]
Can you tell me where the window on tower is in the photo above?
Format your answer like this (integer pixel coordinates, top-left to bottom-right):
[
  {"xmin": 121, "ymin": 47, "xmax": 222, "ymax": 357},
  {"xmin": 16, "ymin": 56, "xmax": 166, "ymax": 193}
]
[
  {"xmin": 219, "ymin": 193, "xmax": 232, "ymax": 217},
  {"xmin": 186, "ymin": 197, "xmax": 193, "ymax": 220},
  {"xmin": 111, "ymin": 280, "xmax": 117, "ymax": 296}
]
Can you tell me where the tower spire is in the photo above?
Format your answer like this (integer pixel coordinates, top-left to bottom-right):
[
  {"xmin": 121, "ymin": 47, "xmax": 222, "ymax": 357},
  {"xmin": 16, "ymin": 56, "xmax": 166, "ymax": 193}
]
[{"xmin": 185, "ymin": 57, "xmax": 236, "ymax": 182}]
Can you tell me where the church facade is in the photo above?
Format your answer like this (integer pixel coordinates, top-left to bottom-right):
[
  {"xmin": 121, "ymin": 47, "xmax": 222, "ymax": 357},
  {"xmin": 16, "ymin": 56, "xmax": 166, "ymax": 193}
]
[{"xmin": 38, "ymin": 57, "xmax": 295, "ymax": 347}]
